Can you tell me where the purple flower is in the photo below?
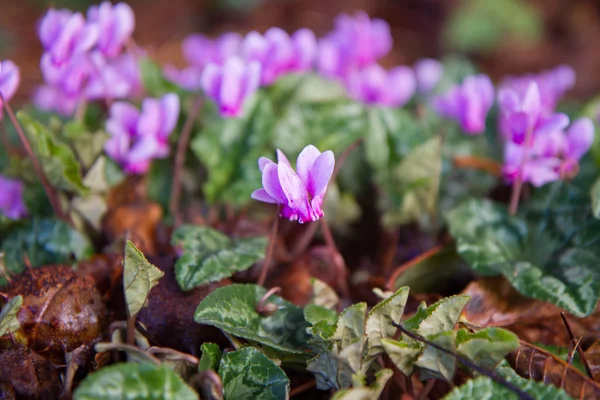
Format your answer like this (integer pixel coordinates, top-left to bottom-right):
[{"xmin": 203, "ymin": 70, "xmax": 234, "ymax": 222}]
[
  {"xmin": 414, "ymin": 58, "xmax": 443, "ymax": 94},
  {"xmin": 87, "ymin": 1, "xmax": 135, "ymax": 58},
  {"xmin": 251, "ymin": 145, "xmax": 335, "ymax": 223},
  {"xmin": 33, "ymin": 85, "xmax": 79, "ymax": 116},
  {"xmin": 201, "ymin": 57, "xmax": 261, "ymax": 117},
  {"xmin": 346, "ymin": 64, "xmax": 415, "ymax": 107},
  {"xmin": 502, "ymin": 65, "xmax": 575, "ymax": 113},
  {"xmin": 183, "ymin": 33, "xmax": 242, "ymax": 68},
  {"xmin": 104, "ymin": 93, "xmax": 180, "ymax": 174},
  {"xmin": 317, "ymin": 11, "xmax": 392, "ymax": 80},
  {"xmin": 431, "ymin": 74, "xmax": 494, "ymax": 135},
  {"xmin": 241, "ymin": 28, "xmax": 317, "ymax": 85},
  {"xmin": 85, "ymin": 52, "xmax": 140, "ymax": 100},
  {"xmin": 498, "ymin": 82, "xmax": 569, "ymax": 143},
  {"xmin": 38, "ymin": 9, "xmax": 99, "ymax": 66},
  {"xmin": 560, "ymin": 118, "xmax": 594, "ymax": 175},
  {"xmin": 164, "ymin": 65, "xmax": 203, "ymax": 90},
  {"xmin": 0, "ymin": 60, "xmax": 20, "ymax": 118},
  {"xmin": 0, "ymin": 175, "xmax": 27, "ymax": 220}
]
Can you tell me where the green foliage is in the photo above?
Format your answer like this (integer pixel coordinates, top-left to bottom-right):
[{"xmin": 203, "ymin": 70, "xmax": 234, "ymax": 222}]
[
  {"xmin": 0, "ymin": 218, "xmax": 93, "ymax": 286},
  {"xmin": 123, "ymin": 241, "xmax": 164, "ymax": 318},
  {"xmin": 198, "ymin": 343, "xmax": 222, "ymax": 372},
  {"xmin": 140, "ymin": 58, "xmax": 184, "ymax": 98},
  {"xmin": 16, "ymin": 111, "xmax": 87, "ymax": 194},
  {"xmin": 0, "ymin": 295, "xmax": 22, "ymax": 337},
  {"xmin": 171, "ymin": 225, "xmax": 267, "ymax": 291},
  {"xmin": 194, "ymin": 284, "xmax": 311, "ymax": 358},
  {"xmin": 219, "ymin": 347, "xmax": 289, "ymax": 400},
  {"xmin": 444, "ymin": 0, "xmax": 543, "ymax": 54},
  {"xmin": 446, "ymin": 185, "xmax": 600, "ymax": 316},
  {"xmin": 73, "ymin": 362, "xmax": 199, "ymax": 400},
  {"xmin": 331, "ymin": 369, "xmax": 393, "ymax": 400}
]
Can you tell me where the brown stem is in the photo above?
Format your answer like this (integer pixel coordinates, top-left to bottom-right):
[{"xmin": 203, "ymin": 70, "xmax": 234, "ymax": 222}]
[
  {"xmin": 74, "ymin": 99, "xmax": 87, "ymax": 123},
  {"xmin": 290, "ymin": 379, "xmax": 316, "ymax": 397},
  {"xmin": 257, "ymin": 205, "xmax": 281, "ymax": 287},
  {"xmin": 452, "ymin": 155, "xmax": 502, "ymax": 176},
  {"xmin": 126, "ymin": 316, "xmax": 136, "ymax": 346},
  {"xmin": 417, "ymin": 379, "xmax": 435, "ymax": 400},
  {"xmin": 509, "ymin": 128, "xmax": 534, "ymax": 215},
  {"xmin": 170, "ymin": 95, "xmax": 204, "ymax": 228},
  {"xmin": 320, "ymin": 217, "xmax": 350, "ymax": 298},
  {"xmin": 560, "ymin": 312, "xmax": 594, "ymax": 378},
  {"xmin": 332, "ymin": 137, "xmax": 364, "ymax": 181},
  {"xmin": 0, "ymin": 93, "xmax": 68, "ymax": 223},
  {"xmin": 386, "ymin": 244, "xmax": 446, "ymax": 291}
]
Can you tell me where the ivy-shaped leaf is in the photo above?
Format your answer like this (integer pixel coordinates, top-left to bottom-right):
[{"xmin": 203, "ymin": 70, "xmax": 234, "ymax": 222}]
[
  {"xmin": 219, "ymin": 347, "xmax": 289, "ymax": 400},
  {"xmin": 402, "ymin": 295, "xmax": 470, "ymax": 336},
  {"xmin": 447, "ymin": 191, "xmax": 600, "ymax": 317},
  {"xmin": 198, "ymin": 343, "xmax": 222, "ymax": 372},
  {"xmin": 73, "ymin": 362, "xmax": 198, "ymax": 400},
  {"xmin": 332, "ymin": 369, "xmax": 393, "ymax": 400},
  {"xmin": 171, "ymin": 225, "xmax": 267, "ymax": 291},
  {"xmin": 456, "ymin": 328, "xmax": 519, "ymax": 370},
  {"xmin": 194, "ymin": 284, "xmax": 311, "ymax": 358},
  {"xmin": 416, "ymin": 331, "xmax": 457, "ymax": 381},
  {"xmin": 365, "ymin": 287, "xmax": 409, "ymax": 358},
  {"xmin": 0, "ymin": 295, "xmax": 22, "ymax": 337},
  {"xmin": 16, "ymin": 111, "xmax": 87, "ymax": 194},
  {"xmin": 123, "ymin": 241, "xmax": 164, "ymax": 318},
  {"xmin": 381, "ymin": 338, "xmax": 423, "ymax": 376}
]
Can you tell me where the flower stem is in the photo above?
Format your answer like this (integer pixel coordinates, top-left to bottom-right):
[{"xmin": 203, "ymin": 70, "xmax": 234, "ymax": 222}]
[
  {"xmin": 257, "ymin": 205, "xmax": 281, "ymax": 287},
  {"xmin": 452, "ymin": 155, "xmax": 502, "ymax": 176},
  {"xmin": 320, "ymin": 217, "xmax": 350, "ymax": 298},
  {"xmin": 170, "ymin": 95, "xmax": 204, "ymax": 228},
  {"xmin": 0, "ymin": 93, "xmax": 69, "ymax": 224},
  {"xmin": 509, "ymin": 128, "xmax": 534, "ymax": 215}
]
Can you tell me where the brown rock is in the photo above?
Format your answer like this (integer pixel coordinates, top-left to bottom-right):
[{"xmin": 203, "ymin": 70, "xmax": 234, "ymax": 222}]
[{"xmin": 0, "ymin": 347, "xmax": 60, "ymax": 399}]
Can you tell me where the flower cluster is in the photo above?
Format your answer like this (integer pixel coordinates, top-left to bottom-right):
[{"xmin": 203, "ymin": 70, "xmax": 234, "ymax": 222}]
[
  {"xmin": 252, "ymin": 145, "xmax": 334, "ymax": 223},
  {"xmin": 0, "ymin": 59, "xmax": 20, "ymax": 119},
  {"xmin": 167, "ymin": 11, "xmax": 443, "ymax": 116},
  {"xmin": 498, "ymin": 73, "xmax": 593, "ymax": 187},
  {"xmin": 104, "ymin": 93, "xmax": 180, "ymax": 174},
  {"xmin": 0, "ymin": 175, "xmax": 27, "ymax": 220},
  {"xmin": 35, "ymin": 2, "xmax": 141, "ymax": 116}
]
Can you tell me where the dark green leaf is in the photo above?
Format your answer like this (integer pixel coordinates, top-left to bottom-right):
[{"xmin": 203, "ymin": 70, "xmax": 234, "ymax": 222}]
[
  {"xmin": 456, "ymin": 328, "xmax": 519, "ymax": 370},
  {"xmin": 0, "ymin": 295, "xmax": 22, "ymax": 337},
  {"xmin": 365, "ymin": 287, "xmax": 409, "ymax": 357},
  {"xmin": 331, "ymin": 369, "xmax": 393, "ymax": 400},
  {"xmin": 140, "ymin": 58, "xmax": 184, "ymax": 97},
  {"xmin": 198, "ymin": 343, "xmax": 222, "ymax": 372},
  {"xmin": 123, "ymin": 241, "xmax": 165, "ymax": 318},
  {"xmin": 219, "ymin": 347, "xmax": 289, "ymax": 400},
  {"xmin": 402, "ymin": 295, "xmax": 470, "ymax": 336},
  {"xmin": 172, "ymin": 226, "xmax": 267, "ymax": 291},
  {"xmin": 73, "ymin": 362, "xmax": 198, "ymax": 400}
]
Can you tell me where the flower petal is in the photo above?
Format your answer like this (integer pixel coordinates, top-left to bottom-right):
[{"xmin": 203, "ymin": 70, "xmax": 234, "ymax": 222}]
[
  {"xmin": 251, "ymin": 188, "xmax": 278, "ymax": 203},
  {"xmin": 296, "ymin": 145, "xmax": 321, "ymax": 188},
  {"xmin": 278, "ymin": 161, "xmax": 311, "ymax": 221},
  {"xmin": 308, "ymin": 150, "xmax": 335, "ymax": 196},
  {"xmin": 567, "ymin": 118, "xmax": 594, "ymax": 160},
  {"xmin": 262, "ymin": 163, "xmax": 287, "ymax": 203},
  {"xmin": 258, "ymin": 156, "xmax": 274, "ymax": 172}
]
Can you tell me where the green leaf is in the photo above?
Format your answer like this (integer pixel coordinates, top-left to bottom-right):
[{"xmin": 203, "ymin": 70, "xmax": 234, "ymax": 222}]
[
  {"xmin": 194, "ymin": 284, "xmax": 311, "ymax": 357},
  {"xmin": 140, "ymin": 58, "xmax": 183, "ymax": 97},
  {"xmin": 219, "ymin": 347, "xmax": 289, "ymax": 400},
  {"xmin": 0, "ymin": 295, "xmax": 22, "ymax": 337},
  {"xmin": 365, "ymin": 286, "xmax": 409, "ymax": 357},
  {"xmin": 16, "ymin": 111, "xmax": 87, "ymax": 194},
  {"xmin": 123, "ymin": 241, "xmax": 165, "ymax": 318},
  {"xmin": 307, "ymin": 351, "xmax": 354, "ymax": 391},
  {"xmin": 416, "ymin": 330, "xmax": 457, "ymax": 381},
  {"xmin": 309, "ymin": 278, "xmax": 339, "ymax": 310},
  {"xmin": 62, "ymin": 120, "xmax": 108, "ymax": 169},
  {"xmin": 0, "ymin": 218, "xmax": 93, "ymax": 285},
  {"xmin": 591, "ymin": 176, "xmax": 600, "ymax": 219},
  {"xmin": 456, "ymin": 328, "xmax": 519, "ymax": 370},
  {"xmin": 171, "ymin": 225, "xmax": 267, "ymax": 291},
  {"xmin": 381, "ymin": 338, "xmax": 423, "ymax": 376},
  {"xmin": 381, "ymin": 136, "xmax": 442, "ymax": 227},
  {"xmin": 447, "ymin": 191, "xmax": 600, "ymax": 317},
  {"xmin": 402, "ymin": 295, "xmax": 470, "ymax": 336},
  {"xmin": 73, "ymin": 362, "xmax": 198, "ymax": 400},
  {"xmin": 332, "ymin": 369, "xmax": 393, "ymax": 400},
  {"xmin": 198, "ymin": 343, "xmax": 222, "ymax": 372},
  {"xmin": 332, "ymin": 303, "xmax": 367, "ymax": 350}
]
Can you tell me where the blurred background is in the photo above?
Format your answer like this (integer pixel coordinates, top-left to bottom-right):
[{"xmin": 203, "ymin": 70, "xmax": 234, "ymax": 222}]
[{"xmin": 1, "ymin": 0, "xmax": 600, "ymax": 104}]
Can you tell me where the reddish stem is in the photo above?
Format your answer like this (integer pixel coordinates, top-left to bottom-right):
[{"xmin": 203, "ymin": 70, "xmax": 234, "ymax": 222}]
[
  {"xmin": 320, "ymin": 217, "xmax": 350, "ymax": 298},
  {"xmin": 386, "ymin": 244, "xmax": 445, "ymax": 291},
  {"xmin": 452, "ymin": 155, "xmax": 502, "ymax": 176},
  {"xmin": 170, "ymin": 95, "xmax": 204, "ymax": 228},
  {"xmin": 0, "ymin": 93, "xmax": 69, "ymax": 224},
  {"xmin": 509, "ymin": 127, "xmax": 533, "ymax": 215},
  {"xmin": 257, "ymin": 205, "xmax": 281, "ymax": 287}
]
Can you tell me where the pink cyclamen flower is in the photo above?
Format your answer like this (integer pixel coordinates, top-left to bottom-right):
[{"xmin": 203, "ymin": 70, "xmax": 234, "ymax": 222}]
[
  {"xmin": 87, "ymin": 1, "xmax": 135, "ymax": 58},
  {"xmin": 104, "ymin": 93, "xmax": 180, "ymax": 174},
  {"xmin": 183, "ymin": 33, "xmax": 242, "ymax": 68},
  {"xmin": 201, "ymin": 57, "xmax": 261, "ymax": 117},
  {"xmin": 431, "ymin": 74, "xmax": 494, "ymax": 135},
  {"xmin": 38, "ymin": 9, "xmax": 99, "ymax": 66},
  {"xmin": 0, "ymin": 60, "xmax": 20, "ymax": 118},
  {"xmin": 0, "ymin": 175, "xmax": 27, "ymax": 220},
  {"xmin": 33, "ymin": 85, "xmax": 79, "ymax": 116},
  {"xmin": 346, "ymin": 64, "xmax": 415, "ymax": 107},
  {"xmin": 498, "ymin": 82, "xmax": 569, "ymax": 144},
  {"xmin": 414, "ymin": 58, "xmax": 443, "ymax": 94},
  {"xmin": 241, "ymin": 28, "xmax": 317, "ymax": 85},
  {"xmin": 251, "ymin": 145, "xmax": 335, "ymax": 223},
  {"xmin": 164, "ymin": 65, "xmax": 203, "ymax": 91}
]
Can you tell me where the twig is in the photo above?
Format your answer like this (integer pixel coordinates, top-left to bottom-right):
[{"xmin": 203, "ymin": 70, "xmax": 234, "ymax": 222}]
[
  {"xmin": 170, "ymin": 95, "xmax": 204, "ymax": 228},
  {"xmin": 290, "ymin": 379, "xmax": 316, "ymax": 397},
  {"xmin": 256, "ymin": 286, "xmax": 281, "ymax": 315},
  {"xmin": 126, "ymin": 316, "xmax": 136, "ymax": 346},
  {"xmin": 257, "ymin": 205, "xmax": 281, "ymax": 287},
  {"xmin": 394, "ymin": 324, "xmax": 535, "ymax": 400},
  {"xmin": 417, "ymin": 379, "xmax": 435, "ymax": 400},
  {"xmin": 320, "ymin": 217, "xmax": 350, "ymax": 298},
  {"xmin": 332, "ymin": 137, "xmax": 364, "ymax": 180},
  {"xmin": 386, "ymin": 244, "xmax": 446, "ymax": 291},
  {"xmin": 560, "ymin": 312, "xmax": 593, "ymax": 378},
  {"xmin": 509, "ymin": 127, "xmax": 533, "ymax": 215},
  {"xmin": 191, "ymin": 370, "xmax": 224, "ymax": 400},
  {"xmin": 0, "ymin": 93, "xmax": 68, "ymax": 223},
  {"xmin": 452, "ymin": 155, "xmax": 502, "ymax": 176},
  {"xmin": 147, "ymin": 346, "xmax": 199, "ymax": 366}
]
